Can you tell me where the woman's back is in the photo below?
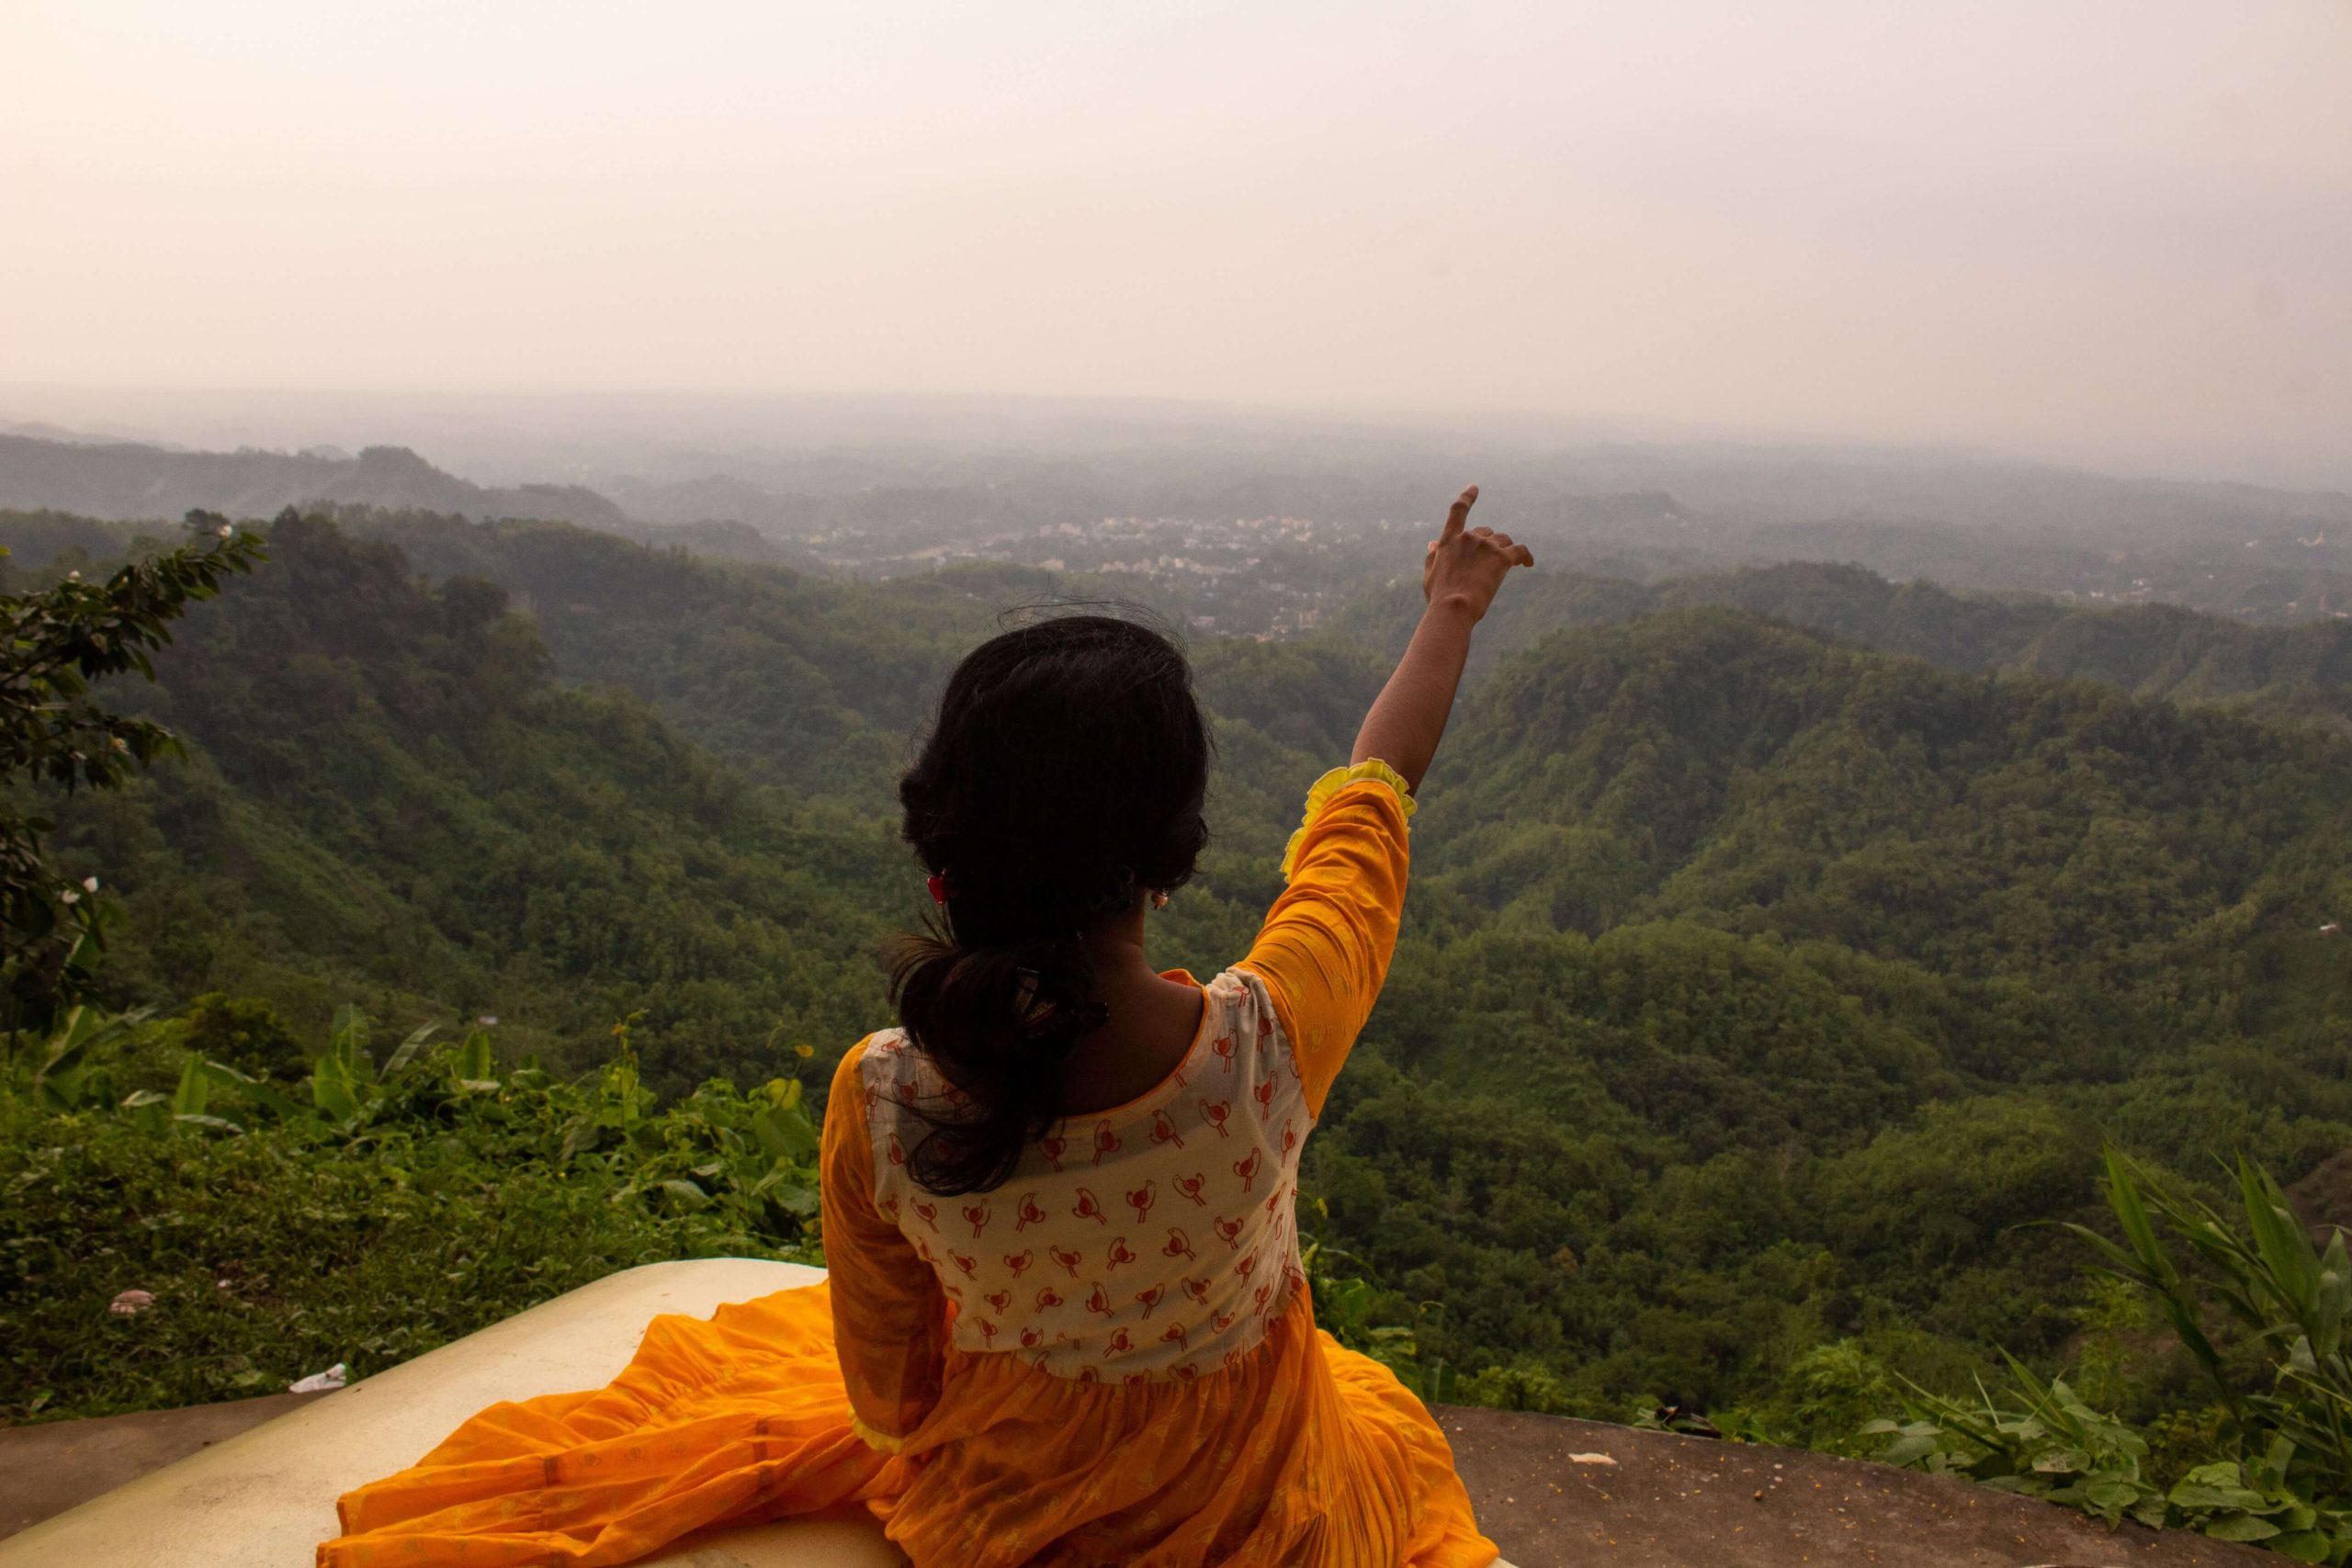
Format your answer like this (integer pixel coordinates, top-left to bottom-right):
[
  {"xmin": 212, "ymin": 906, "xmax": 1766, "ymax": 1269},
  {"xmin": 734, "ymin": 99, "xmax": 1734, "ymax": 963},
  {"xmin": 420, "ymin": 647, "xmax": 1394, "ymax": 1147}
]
[
  {"xmin": 860, "ymin": 966, "xmax": 1306, "ymax": 1382},
  {"xmin": 819, "ymin": 766, "xmax": 1500, "ymax": 1565}
]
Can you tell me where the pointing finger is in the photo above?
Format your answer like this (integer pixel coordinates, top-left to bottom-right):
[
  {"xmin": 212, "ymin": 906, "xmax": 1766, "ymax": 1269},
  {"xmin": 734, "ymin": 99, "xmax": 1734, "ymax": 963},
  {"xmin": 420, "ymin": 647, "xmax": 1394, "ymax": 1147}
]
[{"xmin": 1441, "ymin": 483, "xmax": 1478, "ymax": 542}]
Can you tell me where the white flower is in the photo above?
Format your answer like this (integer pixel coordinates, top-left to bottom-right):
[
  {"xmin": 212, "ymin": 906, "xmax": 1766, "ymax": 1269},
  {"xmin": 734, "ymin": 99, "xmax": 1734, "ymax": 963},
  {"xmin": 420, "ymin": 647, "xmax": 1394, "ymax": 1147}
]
[
  {"xmin": 65, "ymin": 570, "xmax": 81, "ymax": 581},
  {"xmin": 218, "ymin": 525, "xmax": 233, "ymax": 538},
  {"xmin": 59, "ymin": 888, "xmax": 79, "ymax": 905},
  {"xmin": 82, "ymin": 875, "xmax": 99, "ymax": 892}
]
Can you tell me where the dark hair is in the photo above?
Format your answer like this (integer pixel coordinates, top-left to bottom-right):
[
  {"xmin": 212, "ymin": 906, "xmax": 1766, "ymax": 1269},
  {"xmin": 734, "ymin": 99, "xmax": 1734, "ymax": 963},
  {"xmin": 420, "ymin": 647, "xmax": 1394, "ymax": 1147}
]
[{"xmin": 891, "ymin": 614, "xmax": 1211, "ymax": 1196}]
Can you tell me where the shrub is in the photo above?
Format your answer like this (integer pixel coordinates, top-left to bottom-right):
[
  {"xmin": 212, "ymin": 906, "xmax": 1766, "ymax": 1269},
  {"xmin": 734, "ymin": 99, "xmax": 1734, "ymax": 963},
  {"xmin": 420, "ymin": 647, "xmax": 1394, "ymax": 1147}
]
[{"xmin": 0, "ymin": 1003, "xmax": 820, "ymax": 1421}]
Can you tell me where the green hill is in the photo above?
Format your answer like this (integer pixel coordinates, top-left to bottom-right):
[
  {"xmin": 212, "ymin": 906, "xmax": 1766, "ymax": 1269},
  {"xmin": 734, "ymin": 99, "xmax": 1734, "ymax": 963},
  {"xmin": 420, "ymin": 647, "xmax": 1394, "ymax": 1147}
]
[
  {"xmin": 1329, "ymin": 559, "xmax": 2352, "ymax": 731},
  {"xmin": 1304, "ymin": 609, "xmax": 2352, "ymax": 1408},
  {"xmin": 38, "ymin": 513, "xmax": 913, "ymax": 1087}
]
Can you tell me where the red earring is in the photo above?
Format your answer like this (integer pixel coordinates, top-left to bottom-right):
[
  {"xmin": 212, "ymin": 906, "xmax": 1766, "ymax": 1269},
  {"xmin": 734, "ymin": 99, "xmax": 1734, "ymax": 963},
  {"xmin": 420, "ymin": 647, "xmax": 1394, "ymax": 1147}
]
[{"xmin": 927, "ymin": 874, "xmax": 950, "ymax": 906}]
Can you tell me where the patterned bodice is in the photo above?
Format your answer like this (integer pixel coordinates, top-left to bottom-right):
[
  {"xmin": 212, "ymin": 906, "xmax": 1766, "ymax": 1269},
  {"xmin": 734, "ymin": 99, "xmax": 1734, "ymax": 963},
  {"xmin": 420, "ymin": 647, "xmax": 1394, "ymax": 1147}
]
[{"xmin": 860, "ymin": 967, "xmax": 1311, "ymax": 1384}]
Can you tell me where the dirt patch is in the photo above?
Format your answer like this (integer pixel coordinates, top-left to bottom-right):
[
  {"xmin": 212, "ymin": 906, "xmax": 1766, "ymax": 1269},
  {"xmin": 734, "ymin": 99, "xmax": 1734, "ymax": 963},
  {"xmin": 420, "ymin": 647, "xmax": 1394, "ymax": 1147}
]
[{"xmin": 1440, "ymin": 1405, "xmax": 2274, "ymax": 1567}]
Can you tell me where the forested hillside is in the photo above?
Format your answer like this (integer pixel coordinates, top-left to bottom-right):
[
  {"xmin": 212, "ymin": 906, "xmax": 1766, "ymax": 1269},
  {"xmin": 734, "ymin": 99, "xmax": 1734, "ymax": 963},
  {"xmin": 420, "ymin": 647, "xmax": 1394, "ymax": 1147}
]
[
  {"xmin": 1333, "ymin": 560, "xmax": 2352, "ymax": 732},
  {"xmin": 1314, "ymin": 608, "xmax": 2352, "ymax": 1414},
  {"xmin": 30, "ymin": 515, "xmax": 914, "ymax": 1085},
  {"xmin": 6, "ymin": 506, "xmax": 2350, "ymax": 1522}
]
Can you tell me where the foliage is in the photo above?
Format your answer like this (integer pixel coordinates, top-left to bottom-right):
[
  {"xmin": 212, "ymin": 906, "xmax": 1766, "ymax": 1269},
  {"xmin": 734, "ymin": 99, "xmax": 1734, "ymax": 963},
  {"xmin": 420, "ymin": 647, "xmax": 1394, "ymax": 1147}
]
[
  {"xmin": 0, "ymin": 1002, "xmax": 820, "ymax": 1422},
  {"xmin": 1299, "ymin": 1196, "xmax": 1442, "ymax": 1400},
  {"xmin": 1868, "ymin": 1367, "xmax": 2350, "ymax": 1559},
  {"xmin": 175, "ymin": 993, "xmax": 308, "ymax": 1080},
  {"xmin": 1860, "ymin": 1152, "xmax": 2352, "ymax": 1559},
  {"xmin": 2067, "ymin": 1151, "xmax": 2352, "ymax": 1495},
  {"xmin": 19, "ymin": 512, "xmax": 911, "ymax": 1094},
  {"xmin": 1, "ymin": 513, "xmax": 262, "ymax": 1034}
]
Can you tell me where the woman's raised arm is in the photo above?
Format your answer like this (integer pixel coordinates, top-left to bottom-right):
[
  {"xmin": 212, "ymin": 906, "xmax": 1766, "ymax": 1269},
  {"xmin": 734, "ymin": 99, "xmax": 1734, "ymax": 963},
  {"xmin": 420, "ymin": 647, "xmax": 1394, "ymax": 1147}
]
[
  {"xmin": 1349, "ymin": 483, "xmax": 1532, "ymax": 791},
  {"xmin": 1239, "ymin": 487, "xmax": 1532, "ymax": 1115}
]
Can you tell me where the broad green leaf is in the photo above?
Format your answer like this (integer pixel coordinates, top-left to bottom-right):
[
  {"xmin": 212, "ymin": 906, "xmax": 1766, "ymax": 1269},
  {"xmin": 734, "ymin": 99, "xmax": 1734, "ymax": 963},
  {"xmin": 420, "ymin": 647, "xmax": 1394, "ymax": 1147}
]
[
  {"xmin": 383, "ymin": 1022, "xmax": 439, "ymax": 1076},
  {"xmin": 2268, "ymin": 1530, "xmax": 2334, "ymax": 1563},
  {"xmin": 169, "ymin": 1053, "xmax": 210, "ymax": 1118},
  {"xmin": 456, "ymin": 1031, "xmax": 493, "ymax": 1085},
  {"xmin": 2199, "ymin": 1512, "xmax": 2280, "ymax": 1543},
  {"xmin": 2082, "ymin": 1478, "xmax": 2146, "ymax": 1510},
  {"xmin": 1881, "ymin": 1433, "xmax": 1939, "ymax": 1466}
]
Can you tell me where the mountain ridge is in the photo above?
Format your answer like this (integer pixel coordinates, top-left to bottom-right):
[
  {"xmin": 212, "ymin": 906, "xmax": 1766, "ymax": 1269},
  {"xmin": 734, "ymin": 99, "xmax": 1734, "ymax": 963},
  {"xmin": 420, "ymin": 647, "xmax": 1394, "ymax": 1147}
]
[{"xmin": 0, "ymin": 434, "xmax": 630, "ymax": 533}]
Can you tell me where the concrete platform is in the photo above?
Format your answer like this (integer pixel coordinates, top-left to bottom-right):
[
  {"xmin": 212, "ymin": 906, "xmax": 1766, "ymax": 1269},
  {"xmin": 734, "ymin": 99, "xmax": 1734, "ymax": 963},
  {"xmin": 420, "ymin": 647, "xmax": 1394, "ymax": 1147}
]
[
  {"xmin": 0, "ymin": 1258, "xmax": 2273, "ymax": 1567},
  {"xmin": 2, "ymin": 1391, "xmax": 324, "ymax": 1537},
  {"xmin": 0, "ymin": 1258, "xmax": 899, "ymax": 1568}
]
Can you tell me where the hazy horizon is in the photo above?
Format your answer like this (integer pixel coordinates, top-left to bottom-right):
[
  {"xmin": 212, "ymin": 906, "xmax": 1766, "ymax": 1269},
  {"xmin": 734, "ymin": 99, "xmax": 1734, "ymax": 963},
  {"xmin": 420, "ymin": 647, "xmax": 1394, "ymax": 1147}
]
[{"xmin": 6, "ymin": 3, "xmax": 2347, "ymax": 489}]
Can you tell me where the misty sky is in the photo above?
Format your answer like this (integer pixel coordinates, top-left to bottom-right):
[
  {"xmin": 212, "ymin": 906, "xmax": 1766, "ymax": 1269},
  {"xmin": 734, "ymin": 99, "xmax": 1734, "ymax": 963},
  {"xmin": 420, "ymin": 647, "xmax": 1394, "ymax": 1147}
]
[{"xmin": 4, "ymin": 2, "xmax": 2346, "ymax": 482}]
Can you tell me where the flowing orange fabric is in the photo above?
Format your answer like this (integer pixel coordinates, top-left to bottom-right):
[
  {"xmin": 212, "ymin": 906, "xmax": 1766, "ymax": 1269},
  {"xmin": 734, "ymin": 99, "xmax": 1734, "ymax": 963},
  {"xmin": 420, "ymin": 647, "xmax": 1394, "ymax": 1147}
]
[{"xmin": 321, "ymin": 768, "xmax": 1497, "ymax": 1568}]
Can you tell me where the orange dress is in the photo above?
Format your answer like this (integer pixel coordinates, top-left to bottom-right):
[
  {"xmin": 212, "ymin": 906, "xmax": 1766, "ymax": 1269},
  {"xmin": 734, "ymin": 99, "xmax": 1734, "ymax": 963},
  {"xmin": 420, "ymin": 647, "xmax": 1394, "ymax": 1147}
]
[{"xmin": 320, "ymin": 765, "xmax": 1497, "ymax": 1568}]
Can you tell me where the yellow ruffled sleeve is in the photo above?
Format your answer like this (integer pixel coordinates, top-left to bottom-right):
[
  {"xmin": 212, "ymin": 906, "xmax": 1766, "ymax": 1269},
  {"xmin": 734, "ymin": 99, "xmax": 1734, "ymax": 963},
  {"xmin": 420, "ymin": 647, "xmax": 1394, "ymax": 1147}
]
[
  {"xmin": 1278, "ymin": 759, "xmax": 1416, "ymax": 882},
  {"xmin": 1243, "ymin": 761, "xmax": 1414, "ymax": 1118},
  {"xmin": 821, "ymin": 1041, "xmax": 947, "ymax": 1453}
]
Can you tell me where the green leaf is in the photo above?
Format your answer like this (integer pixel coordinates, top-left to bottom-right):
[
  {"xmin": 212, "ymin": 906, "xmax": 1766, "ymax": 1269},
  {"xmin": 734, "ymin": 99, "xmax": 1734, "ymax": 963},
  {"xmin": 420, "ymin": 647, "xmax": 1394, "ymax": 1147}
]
[
  {"xmin": 1882, "ymin": 1433, "xmax": 1939, "ymax": 1466},
  {"xmin": 767, "ymin": 1182, "xmax": 819, "ymax": 1218},
  {"xmin": 751, "ymin": 1106, "xmax": 819, "ymax": 1164},
  {"xmin": 2180, "ymin": 1461, "xmax": 2248, "ymax": 1486},
  {"xmin": 2171, "ymin": 1482, "xmax": 2270, "ymax": 1512},
  {"xmin": 2102, "ymin": 1148, "xmax": 2177, "ymax": 1287},
  {"xmin": 383, "ymin": 1022, "xmax": 439, "ymax": 1076},
  {"xmin": 2268, "ymin": 1530, "xmax": 2335, "ymax": 1563},
  {"xmin": 2083, "ymin": 1478, "xmax": 2147, "ymax": 1510},
  {"xmin": 169, "ymin": 1052, "xmax": 210, "ymax": 1118},
  {"xmin": 2199, "ymin": 1511, "xmax": 2281, "ymax": 1543},
  {"xmin": 455, "ymin": 1031, "xmax": 493, "ymax": 1085},
  {"xmin": 328, "ymin": 1005, "xmax": 374, "ymax": 1077}
]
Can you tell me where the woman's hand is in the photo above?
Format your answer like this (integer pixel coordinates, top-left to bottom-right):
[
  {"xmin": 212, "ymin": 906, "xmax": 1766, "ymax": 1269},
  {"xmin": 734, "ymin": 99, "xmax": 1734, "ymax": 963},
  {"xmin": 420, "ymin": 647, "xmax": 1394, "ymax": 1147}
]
[
  {"xmin": 1420, "ymin": 484, "xmax": 1533, "ymax": 622},
  {"xmin": 1351, "ymin": 484, "xmax": 1531, "ymax": 790}
]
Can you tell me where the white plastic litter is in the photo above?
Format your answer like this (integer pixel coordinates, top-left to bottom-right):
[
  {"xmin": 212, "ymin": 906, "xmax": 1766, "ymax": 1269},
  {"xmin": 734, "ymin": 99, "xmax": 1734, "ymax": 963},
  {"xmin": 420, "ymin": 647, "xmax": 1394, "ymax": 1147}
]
[
  {"xmin": 1568, "ymin": 1452, "xmax": 1617, "ymax": 1466},
  {"xmin": 288, "ymin": 1363, "xmax": 348, "ymax": 1393}
]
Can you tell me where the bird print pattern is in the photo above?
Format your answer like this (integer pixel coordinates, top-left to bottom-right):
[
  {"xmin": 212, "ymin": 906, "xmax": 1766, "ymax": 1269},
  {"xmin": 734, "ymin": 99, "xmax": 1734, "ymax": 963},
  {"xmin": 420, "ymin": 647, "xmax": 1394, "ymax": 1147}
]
[{"xmin": 864, "ymin": 967, "xmax": 1308, "ymax": 1381}]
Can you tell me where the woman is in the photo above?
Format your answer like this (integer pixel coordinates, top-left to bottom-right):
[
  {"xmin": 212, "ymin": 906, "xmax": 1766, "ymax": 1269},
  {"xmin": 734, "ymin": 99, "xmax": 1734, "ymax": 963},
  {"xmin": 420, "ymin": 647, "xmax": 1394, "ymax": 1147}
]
[{"xmin": 322, "ymin": 486, "xmax": 1532, "ymax": 1567}]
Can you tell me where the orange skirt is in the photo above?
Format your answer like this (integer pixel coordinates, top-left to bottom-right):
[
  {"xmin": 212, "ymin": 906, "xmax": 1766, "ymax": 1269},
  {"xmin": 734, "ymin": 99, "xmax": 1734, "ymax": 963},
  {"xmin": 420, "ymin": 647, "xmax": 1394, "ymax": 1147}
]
[{"xmin": 320, "ymin": 1281, "xmax": 1497, "ymax": 1568}]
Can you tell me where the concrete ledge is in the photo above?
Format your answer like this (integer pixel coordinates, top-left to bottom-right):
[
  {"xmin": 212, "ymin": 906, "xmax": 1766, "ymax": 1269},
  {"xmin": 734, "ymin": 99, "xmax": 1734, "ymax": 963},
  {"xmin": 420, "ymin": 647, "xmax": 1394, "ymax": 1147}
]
[
  {"xmin": 0, "ymin": 1258, "xmax": 903, "ymax": 1568},
  {"xmin": 1, "ymin": 1392, "xmax": 326, "ymax": 1537}
]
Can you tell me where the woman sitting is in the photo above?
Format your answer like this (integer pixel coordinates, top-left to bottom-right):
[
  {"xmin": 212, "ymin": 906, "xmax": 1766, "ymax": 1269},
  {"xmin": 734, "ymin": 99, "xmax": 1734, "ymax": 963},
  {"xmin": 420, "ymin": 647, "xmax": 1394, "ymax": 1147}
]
[{"xmin": 322, "ymin": 485, "xmax": 1532, "ymax": 1567}]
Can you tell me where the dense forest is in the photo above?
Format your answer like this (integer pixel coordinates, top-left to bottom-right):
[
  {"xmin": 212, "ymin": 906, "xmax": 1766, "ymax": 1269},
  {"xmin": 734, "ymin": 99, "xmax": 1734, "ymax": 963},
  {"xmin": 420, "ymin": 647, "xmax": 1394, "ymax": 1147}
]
[{"xmin": 6, "ymin": 503, "xmax": 2350, "ymax": 1550}]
